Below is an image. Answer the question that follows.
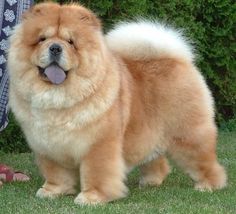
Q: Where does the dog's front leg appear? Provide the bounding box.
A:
[36,155,78,199]
[75,138,127,205]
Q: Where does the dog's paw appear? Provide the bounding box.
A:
[36,187,59,199]
[74,190,106,205]
[194,182,213,192]
[36,184,77,199]
[139,175,163,188]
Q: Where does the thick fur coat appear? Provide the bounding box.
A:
[8,3,226,204]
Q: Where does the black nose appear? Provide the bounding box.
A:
[49,44,62,56]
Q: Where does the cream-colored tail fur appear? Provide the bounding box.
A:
[105,21,194,62]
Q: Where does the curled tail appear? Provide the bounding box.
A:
[105,21,194,62]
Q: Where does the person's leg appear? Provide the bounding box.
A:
[0,0,34,184]
[0,1,34,129]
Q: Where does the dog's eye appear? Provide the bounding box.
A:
[38,37,46,43]
[68,39,74,45]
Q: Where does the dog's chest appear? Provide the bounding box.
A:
[25,109,95,167]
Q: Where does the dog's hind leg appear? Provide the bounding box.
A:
[139,155,170,187]
[168,125,227,191]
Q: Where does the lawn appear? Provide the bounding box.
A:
[0,131,235,214]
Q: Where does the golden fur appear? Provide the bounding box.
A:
[8,2,227,204]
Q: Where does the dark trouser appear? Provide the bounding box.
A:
[0,0,34,131]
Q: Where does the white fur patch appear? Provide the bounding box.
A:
[106,21,194,62]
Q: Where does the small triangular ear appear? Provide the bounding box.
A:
[21,5,43,20]
[21,6,34,20]
[77,8,101,29]
[21,1,58,20]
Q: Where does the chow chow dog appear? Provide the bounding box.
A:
[8,2,227,204]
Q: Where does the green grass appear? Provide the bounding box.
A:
[0,131,236,214]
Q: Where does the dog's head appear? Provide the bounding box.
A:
[20,2,101,84]
[8,3,110,108]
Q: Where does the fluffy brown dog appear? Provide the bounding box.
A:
[8,2,227,204]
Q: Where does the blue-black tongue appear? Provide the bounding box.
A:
[44,64,66,85]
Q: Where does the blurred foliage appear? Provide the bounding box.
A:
[1,0,235,152]
[0,112,30,153]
